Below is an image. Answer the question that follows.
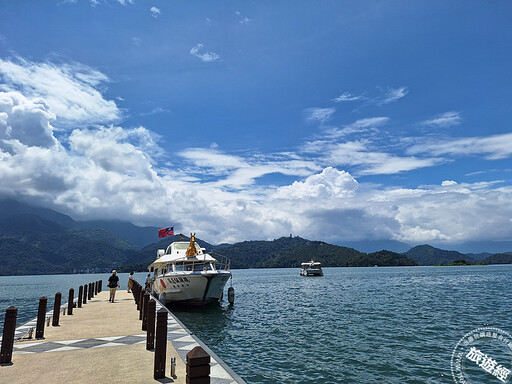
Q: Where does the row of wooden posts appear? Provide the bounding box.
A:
[0,280,102,365]
[1,278,214,383]
[131,280,211,383]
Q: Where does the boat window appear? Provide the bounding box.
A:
[174,243,189,250]
[154,268,158,276]
[175,265,185,272]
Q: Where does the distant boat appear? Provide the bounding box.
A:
[300,260,323,276]
[148,233,231,306]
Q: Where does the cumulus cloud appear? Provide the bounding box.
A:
[1,56,511,245]
[0,57,120,127]
[274,167,358,199]
[0,92,59,149]
[190,44,220,62]
[150,7,161,18]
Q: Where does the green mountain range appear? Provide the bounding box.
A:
[0,199,510,275]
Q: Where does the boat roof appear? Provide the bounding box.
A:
[149,241,216,267]
[301,261,322,266]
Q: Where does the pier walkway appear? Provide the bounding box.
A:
[0,289,244,384]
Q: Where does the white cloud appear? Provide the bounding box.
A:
[140,107,171,116]
[0,57,120,127]
[304,107,336,124]
[132,37,142,46]
[274,167,358,199]
[421,111,462,127]
[178,148,248,174]
[0,91,59,149]
[377,86,408,105]
[1,56,512,245]
[332,92,365,103]
[303,130,442,176]
[324,117,389,138]
[190,44,220,62]
[407,132,512,160]
[150,7,161,18]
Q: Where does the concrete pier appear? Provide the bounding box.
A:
[0,289,245,384]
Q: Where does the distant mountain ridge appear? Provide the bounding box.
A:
[78,220,160,248]
[0,200,138,275]
[119,236,418,272]
[0,199,511,275]
[404,245,469,266]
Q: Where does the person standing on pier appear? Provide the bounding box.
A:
[108,270,120,302]
[127,271,134,293]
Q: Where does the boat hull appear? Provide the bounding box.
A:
[151,271,231,306]
[300,269,323,276]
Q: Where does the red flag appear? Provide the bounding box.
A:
[158,226,174,238]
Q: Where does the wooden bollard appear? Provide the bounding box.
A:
[139,290,144,319]
[186,346,211,384]
[142,292,150,331]
[99,280,102,292]
[52,292,62,326]
[146,299,156,350]
[78,285,83,308]
[83,284,88,305]
[89,282,93,299]
[135,283,141,302]
[68,288,74,315]
[132,282,137,301]
[136,285,142,310]
[35,296,47,339]
[0,306,18,364]
[154,309,167,379]
[95,281,99,294]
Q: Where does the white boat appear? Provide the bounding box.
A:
[300,260,323,276]
[148,234,232,306]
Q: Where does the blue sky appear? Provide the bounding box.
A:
[1,1,512,246]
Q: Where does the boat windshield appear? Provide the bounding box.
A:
[175,263,214,272]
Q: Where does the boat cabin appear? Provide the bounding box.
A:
[149,241,219,278]
[300,260,323,276]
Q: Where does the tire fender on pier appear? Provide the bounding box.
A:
[227,287,235,305]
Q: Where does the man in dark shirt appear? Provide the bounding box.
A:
[108,270,120,302]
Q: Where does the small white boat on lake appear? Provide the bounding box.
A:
[149,234,231,306]
[300,260,323,276]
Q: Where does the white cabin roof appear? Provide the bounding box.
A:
[301,261,322,267]
[149,241,216,267]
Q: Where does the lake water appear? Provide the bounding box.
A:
[1,266,511,383]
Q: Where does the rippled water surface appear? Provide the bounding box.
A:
[172,266,512,383]
[1,266,511,383]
